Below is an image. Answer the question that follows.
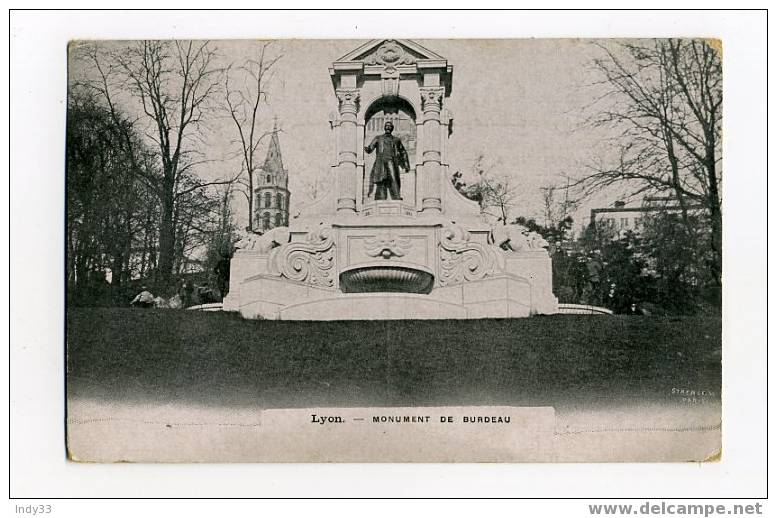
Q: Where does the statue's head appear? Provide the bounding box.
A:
[384,121,394,134]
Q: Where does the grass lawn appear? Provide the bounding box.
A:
[67,308,721,410]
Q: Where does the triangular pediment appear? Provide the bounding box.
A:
[336,39,446,65]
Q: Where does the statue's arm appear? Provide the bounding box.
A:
[364,136,377,154]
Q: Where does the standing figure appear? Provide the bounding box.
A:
[180,280,194,308]
[214,248,232,299]
[364,121,409,200]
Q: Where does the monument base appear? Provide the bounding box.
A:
[230,272,546,320]
[225,211,558,321]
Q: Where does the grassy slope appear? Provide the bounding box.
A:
[67,308,721,409]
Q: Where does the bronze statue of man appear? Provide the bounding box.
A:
[364,121,409,200]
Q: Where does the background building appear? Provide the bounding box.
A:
[254,125,290,232]
[589,196,705,236]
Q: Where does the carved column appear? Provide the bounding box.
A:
[419,87,445,213]
[335,89,360,213]
[328,110,341,168]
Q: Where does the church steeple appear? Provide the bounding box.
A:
[254,118,290,232]
[262,119,284,174]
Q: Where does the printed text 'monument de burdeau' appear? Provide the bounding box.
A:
[310,414,512,425]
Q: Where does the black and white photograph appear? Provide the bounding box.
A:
[63,36,723,462]
[8,9,768,504]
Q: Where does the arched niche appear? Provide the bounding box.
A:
[362,96,417,202]
[363,96,417,159]
[362,96,418,201]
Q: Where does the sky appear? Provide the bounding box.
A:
[71,39,623,231]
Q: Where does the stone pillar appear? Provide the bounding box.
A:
[328,111,341,168]
[335,89,360,213]
[419,87,445,213]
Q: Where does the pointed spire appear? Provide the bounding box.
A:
[263,119,284,174]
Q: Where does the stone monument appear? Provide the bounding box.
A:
[223,39,558,320]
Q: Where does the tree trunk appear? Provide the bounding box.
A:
[247,171,254,231]
[157,176,176,292]
[111,253,124,288]
[707,161,723,288]
[705,128,722,288]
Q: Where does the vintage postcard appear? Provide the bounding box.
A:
[65,38,722,462]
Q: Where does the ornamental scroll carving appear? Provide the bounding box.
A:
[364,40,416,72]
[268,224,336,289]
[364,232,412,259]
[335,89,360,115]
[438,223,499,287]
[419,87,444,113]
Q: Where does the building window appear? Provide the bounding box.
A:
[266,175,272,184]
[264,192,271,209]
[263,212,270,230]
[275,213,282,227]
[276,193,283,209]
[620,218,629,229]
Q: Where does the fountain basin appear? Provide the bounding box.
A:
[339,262,434,294]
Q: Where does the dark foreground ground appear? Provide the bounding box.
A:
[66,308,721,410]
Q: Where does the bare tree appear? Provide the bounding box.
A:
[540,178,578,230]
[469,155,521,224]
[223,42,282,231]
[77,41,236,290]
[578,39,722,285]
